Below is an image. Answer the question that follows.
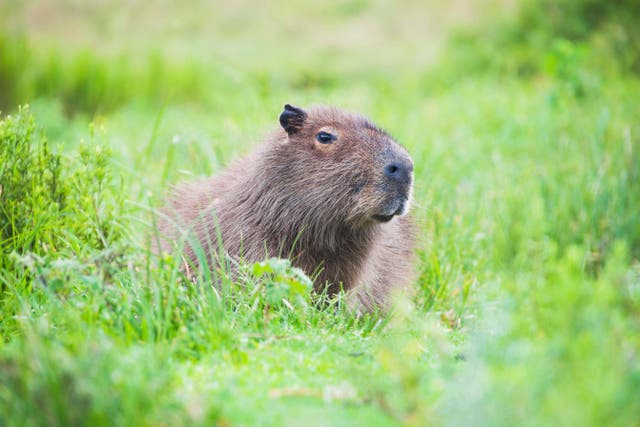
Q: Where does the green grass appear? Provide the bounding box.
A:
[1,0,639,426]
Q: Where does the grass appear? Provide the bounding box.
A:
[1,0,639,426]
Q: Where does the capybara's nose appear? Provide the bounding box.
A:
[383,161,413,185]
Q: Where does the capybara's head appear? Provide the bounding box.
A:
[275,104,414,227]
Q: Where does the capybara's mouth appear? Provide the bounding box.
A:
[372,213,395,223]
[372,199,407,223]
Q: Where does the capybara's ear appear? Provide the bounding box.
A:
[279,104,307,135]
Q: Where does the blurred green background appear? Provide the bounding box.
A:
[1,1,639,426]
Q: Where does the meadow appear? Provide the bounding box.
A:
[1,1,639,425]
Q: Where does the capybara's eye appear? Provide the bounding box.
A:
[316,131,337,144]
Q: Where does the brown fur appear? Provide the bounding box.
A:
[157,105,416,310]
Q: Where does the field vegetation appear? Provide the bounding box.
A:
[1,0,639,425]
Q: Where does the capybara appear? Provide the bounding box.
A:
[157,104,416,310]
